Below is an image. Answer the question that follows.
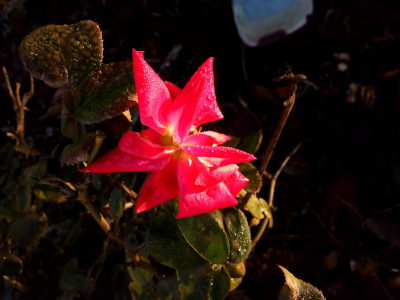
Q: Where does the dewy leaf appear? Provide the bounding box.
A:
[128,257,155,300]
[60,132,97,166]
[74,61,138,124]
[176,210,230,264]
[222,207,251,263]
[8,212,48,249]
[238,162,262,193]
[177,264,230,300]
[278,265,326,300]
[19,20,103,88]
[145,210,207,271]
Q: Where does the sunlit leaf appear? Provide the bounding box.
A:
[177,264,230,300]
[176,210,229,264]
[19,20,103,87]
[239,190,273,227]
[8,211,48,249]
[74,62,138,124]
[225,262,246,278]
[222,207,251,263]
[145,210,207,271]
[33,186,68,204]
[278,265,326,300]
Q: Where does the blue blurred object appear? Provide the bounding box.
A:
[232,0,313,47]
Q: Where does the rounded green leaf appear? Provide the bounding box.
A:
[145,210,207,271]
[176,210,230,264]
[8,212,48,249]
[74,61,138,124]
[222,207,251,263]
[0,252,23,276]
[19,20,103,88]
[177,264,231,300]
[60,132,97,166]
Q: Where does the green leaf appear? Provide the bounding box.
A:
[74,61,138,124]
[177,264,230,300]
[239,190,273,227]
[176,210,229,264]
[59,259,93,293]
[60,132,97,166]
[19,160,47,187]
[110,186,124,217]
[278,265,326,300]
[0,251,23,276]
[146,210,207,271]
[33,186,68,204]
[19,20,103,87]
[225,262,246,278]
[16,186,31,213]
[156,275,181,300]
[238,162,262,193]
[222,208,251,263]
[8,211,48,249]
[61,90,80,141]
[128,257,155,300]
[237,129,263,155]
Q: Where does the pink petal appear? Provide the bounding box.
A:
[175,182,238,219]
[132,49,172,135]
[118,130,176,160]
[182,131,231,146]
[167,58,223,144]
[165,81,182,101]
[136,160,179,214]
[79,147,171,173]
[177,155,237,193]
[175,168,249,218]
[180,145,256,165]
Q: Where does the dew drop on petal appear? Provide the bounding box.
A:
[104,160,111,166]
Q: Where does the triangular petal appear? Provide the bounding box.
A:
[182,131,231,146]
[165,81,182,101]
[79,147,171,173]
[136,160,179,214]
[118,130,176,160]
[180,145,256,165]
[222,169,249,197]
[132,49,172,135]
[167,58,223,144]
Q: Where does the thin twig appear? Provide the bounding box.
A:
[76,182,163,279]
[251,140,305,248]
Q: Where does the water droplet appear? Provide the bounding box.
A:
[104,160,111,166]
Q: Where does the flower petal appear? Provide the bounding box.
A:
[165,81,182,101]
[132,49,172,135]
[118,130,176,159]
[180,145,256,166]
[79,147,171,173]
[167,58,223,144]
[136,160,179,214]
[182,131,231,146]
[175,182,238,219]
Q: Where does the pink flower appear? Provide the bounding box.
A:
[80,49,256,218]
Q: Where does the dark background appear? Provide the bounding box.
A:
[1,0,400,299]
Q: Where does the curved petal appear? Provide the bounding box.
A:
[182,131,231,146]
[79,147,171,173]
[175,168,248,218]
[177,155,237,193]
[132,49,172,135]
[167,58,223,144]
[136,160,179,214]
[180,145,256,165]
[165,81,182,101]
[118,130,176,159]
[175,182,238,219]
